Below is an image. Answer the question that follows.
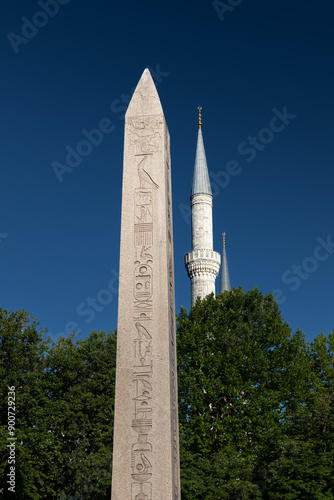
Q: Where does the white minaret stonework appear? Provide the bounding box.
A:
[185,108,220,306]
[112,69,180,499]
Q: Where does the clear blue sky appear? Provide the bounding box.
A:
[1,0,333,343]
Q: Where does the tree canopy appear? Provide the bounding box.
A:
[1,289,333,498]
[0,309,116,499]
[177,288,334,499]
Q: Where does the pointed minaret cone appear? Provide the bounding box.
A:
[185,108,221,305]
[112,69,181,499]
[219,232,231,292]
[191,107,212,197]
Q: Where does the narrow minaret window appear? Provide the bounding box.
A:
[185,108,221,306]
[219,232,231,292]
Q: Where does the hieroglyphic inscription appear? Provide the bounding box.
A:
[128,115,162,155]
[131,120,160,499]
[137,156,159,189]
[133,186,154,322]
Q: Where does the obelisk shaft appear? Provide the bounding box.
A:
[111,69,180,499]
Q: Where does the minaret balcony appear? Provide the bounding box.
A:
[184,249,221,278]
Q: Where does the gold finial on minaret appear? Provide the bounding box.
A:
[198,106,202,129]
[222,232,226,247]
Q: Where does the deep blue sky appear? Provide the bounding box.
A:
[1,0,333,344]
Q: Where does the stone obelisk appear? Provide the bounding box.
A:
[111,69,180,499]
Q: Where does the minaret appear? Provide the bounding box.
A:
[185,107,221,306]
[219,232,231,292]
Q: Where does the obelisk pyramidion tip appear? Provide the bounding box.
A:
[126,68,163,118]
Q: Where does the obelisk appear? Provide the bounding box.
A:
[111,69,181,499]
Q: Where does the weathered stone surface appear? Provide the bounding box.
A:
[111,69,180,499]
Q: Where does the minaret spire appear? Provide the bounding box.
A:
[185,108,221,305]
[191,108,212,197]
[219,232,231,292]
[198,106,202,128]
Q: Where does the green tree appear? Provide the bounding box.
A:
[0,309,51,499]
[2,296,333,499]
[176,288,334,499]
[0,308,116,499]
[45,330,116,499]
[265,332,334,499]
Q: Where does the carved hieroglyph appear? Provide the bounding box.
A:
[111,69,181,499]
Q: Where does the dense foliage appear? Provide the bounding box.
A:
[0,309,116,499]
[177,288,334,499]
[1,289,333,498]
